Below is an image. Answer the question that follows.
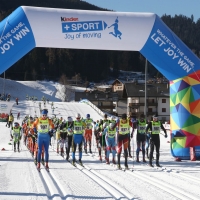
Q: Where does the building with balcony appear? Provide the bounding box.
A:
[74,89,118,115]
[111,79,170,121]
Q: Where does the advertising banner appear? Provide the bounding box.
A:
[0,102,14,122]
[1,6,200,159]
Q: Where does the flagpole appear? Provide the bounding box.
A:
[144,59,148,120]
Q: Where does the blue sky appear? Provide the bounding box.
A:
[83,0,200,22]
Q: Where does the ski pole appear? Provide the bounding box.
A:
[102,132,104,159]
[132,132,134,168]
[19,138,22,151]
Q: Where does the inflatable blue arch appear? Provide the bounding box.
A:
[1,6,200,159]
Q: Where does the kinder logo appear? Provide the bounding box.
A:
[61,17,79,22]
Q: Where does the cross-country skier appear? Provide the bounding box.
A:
[103,122,117,164]
[66,116,74,160]
[135,114,147,163]
[116,113,135,169]
[71,113,86,166]
[32,109,54,170]
[145,115,167,167]
[99,114,111,160]
[10,122,22,152]
[59,125,68,157]
[94,120,105,161]
[83,114,93,154]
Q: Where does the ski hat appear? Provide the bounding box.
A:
[76,113,81,119]
[153,115,158,120]
[121,113,127,119]
[109,122,115,129]
[140,114,145,118]
[42,109,48,115]
[14,122,19,127]
[68,116,73,122]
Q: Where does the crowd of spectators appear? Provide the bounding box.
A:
[0,93,11,101]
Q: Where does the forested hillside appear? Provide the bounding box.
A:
[0,0,200,82]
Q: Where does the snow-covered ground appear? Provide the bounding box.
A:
[0,79,200,200]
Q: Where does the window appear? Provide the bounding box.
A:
[148,99,155,103]
[162,108,166,112]
[162,99,166,103]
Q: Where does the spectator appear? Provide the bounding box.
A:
[16,97,19,105]
[8,113,14,128]
[17,112,20,120]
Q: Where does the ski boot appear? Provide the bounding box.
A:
[106,158,110,164]
[99,155,102,161]
[155,154,161,167]
[72,160,76,166]
[112,158,116,164]
[149,162,154,167]
[60,148,64,157]
[37,162,40,171]
[45,162,49,169]
[156,161,161,167]
[79,159,83,166]
[117,164,122,170]
[125,164,129,170]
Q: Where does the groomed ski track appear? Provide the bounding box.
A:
[2,100,199,200]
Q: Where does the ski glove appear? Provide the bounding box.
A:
[49,129,54,137]
[131,118,135,123]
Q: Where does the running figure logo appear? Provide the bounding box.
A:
[108,17,122,39]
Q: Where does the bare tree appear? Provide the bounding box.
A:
[58,74,75,102]
[59,74,68,85]
[72,73,82,85]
